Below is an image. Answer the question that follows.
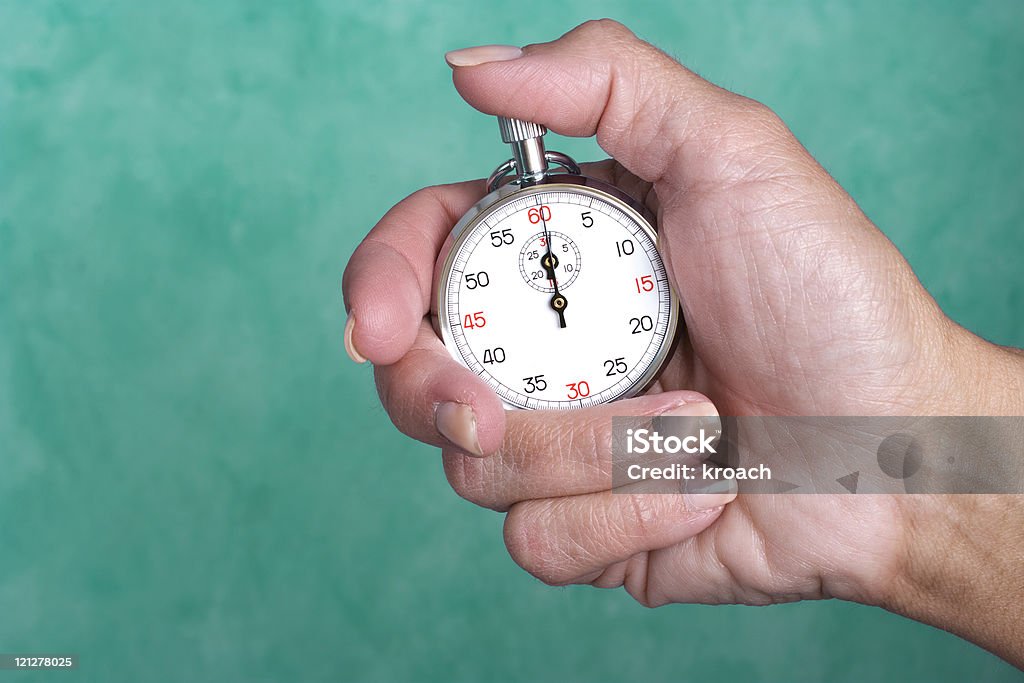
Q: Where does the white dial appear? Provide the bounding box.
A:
[439,183,678,410]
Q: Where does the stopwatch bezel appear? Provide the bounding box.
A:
[432,173,680,411]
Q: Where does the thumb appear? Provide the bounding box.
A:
[445,19,803,190]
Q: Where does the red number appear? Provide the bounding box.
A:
[539,237,547,247]
[635,275,654,293]
[566,381,591,400]
[462,311,486,329]
[527,205,552,224]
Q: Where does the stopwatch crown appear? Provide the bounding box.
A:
[498,117,547,144]
[487,117,580,192]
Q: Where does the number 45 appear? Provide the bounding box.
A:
[462,311,486,329]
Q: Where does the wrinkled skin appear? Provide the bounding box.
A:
[343,19,1024,665]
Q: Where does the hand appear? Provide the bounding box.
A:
[343,20,1024,666]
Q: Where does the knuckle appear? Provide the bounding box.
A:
[414,184,464,225]
[508,411,613,480]
[577,18,636,42]
[620,493,657,539]
[737,98,789,139]
[620,552,661,608]
[625,580,661,609]
[406,184,444,205]
[442,451,501,510]
[392,184,462,235]
[687,96,801,188]
[722,97,790,146]
[375,349,430,425]
[569,423,613,481]
[503,504,570,585]
[566,414,615,481]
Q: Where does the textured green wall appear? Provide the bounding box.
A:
[1,1,1022,682]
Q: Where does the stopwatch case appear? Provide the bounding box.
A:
[431,172,681,409]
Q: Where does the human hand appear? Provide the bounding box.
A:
[343,20,1024,665]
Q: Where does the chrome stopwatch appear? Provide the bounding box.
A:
[434,117,679,410]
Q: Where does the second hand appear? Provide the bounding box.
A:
[540,212,568,328]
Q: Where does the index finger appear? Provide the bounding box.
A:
[342,181,484,365]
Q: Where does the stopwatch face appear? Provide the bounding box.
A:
[438,181,678,410]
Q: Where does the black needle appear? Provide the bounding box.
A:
[539,213,567,328]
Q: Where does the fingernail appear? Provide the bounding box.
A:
[682,477,738,511]
[344,314,367,364]
[677,400,732,509]
[652,401,722,455]
[445,44,523,67]
[435,402,484,457]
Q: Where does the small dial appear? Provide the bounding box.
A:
[518,231,581,292]
[439,184,678,410]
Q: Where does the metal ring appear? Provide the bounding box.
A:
[486,151,583,193]
[487,159,517,193]
[545,151,581,175]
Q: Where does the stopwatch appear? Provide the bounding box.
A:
[433,117,680,410]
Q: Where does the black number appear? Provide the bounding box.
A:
[630,316,654,334]
[561,243,569,253]
[604,357,628,376]
[490,228,514,247]
[527,249,539,260]
[581,211,594,228]
[483,347,506,364]
[565,263,574,272]
[464,271,490,289]
[616,239,635,257]
[532,270,545,280]
[523,374,548,394]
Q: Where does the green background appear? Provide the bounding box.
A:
[2,0,1022,681]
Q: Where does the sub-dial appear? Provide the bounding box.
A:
[518,231,581,292]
